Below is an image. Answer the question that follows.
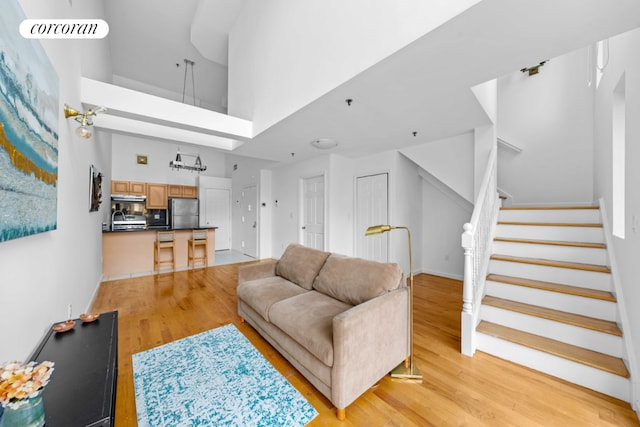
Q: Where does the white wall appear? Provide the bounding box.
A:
[0,0,111,362]
[400,132,475,203]
[270,155,330,258]
[111,134,227,184]
[421,176,472,280]
[228,0,479,133]
[327,154,355,256]
[497,47,594,205]
[593,28,640,408]
[225,154,277,254]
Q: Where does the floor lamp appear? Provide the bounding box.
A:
[365,225,422,380]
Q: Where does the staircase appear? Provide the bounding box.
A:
[475,205,631,402]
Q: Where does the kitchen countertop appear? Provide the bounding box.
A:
[102,226,217,233]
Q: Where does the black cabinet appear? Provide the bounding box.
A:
[28,311,118,426]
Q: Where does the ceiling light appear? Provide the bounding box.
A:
[310,138,338,150]
[64,104,106,139]
[520,60,548,76]
[182,59,196,105]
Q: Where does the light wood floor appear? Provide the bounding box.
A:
[91,263,640,426]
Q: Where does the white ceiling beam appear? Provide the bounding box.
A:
[93,114,244,151]
[80,77,253,143]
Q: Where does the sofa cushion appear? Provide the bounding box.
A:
[275,243,331,290]
[269,291,353,367]
[237,276,308,322]
[312,254,404,305]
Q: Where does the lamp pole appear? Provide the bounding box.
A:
[365,225,422,380]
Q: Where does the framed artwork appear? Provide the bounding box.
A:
[0,0,59,242]
[89,165,102,212]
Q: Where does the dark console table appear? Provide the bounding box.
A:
[28,311,118,427]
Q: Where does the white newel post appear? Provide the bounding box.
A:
[461,222,475,356]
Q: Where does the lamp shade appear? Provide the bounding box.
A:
[365,225,393,236]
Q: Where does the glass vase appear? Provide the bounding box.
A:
[0,394,45,427]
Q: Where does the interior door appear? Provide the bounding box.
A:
[203,188,231,250]
[356,173,388,262]
[241,185,258,258]
[302,175,325,250]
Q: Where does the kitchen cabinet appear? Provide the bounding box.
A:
[111,180,146,196]
[147,183,168,209]
[168,185,197,198]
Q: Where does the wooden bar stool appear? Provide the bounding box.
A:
[154,231,176,272]
[188,229,208,269]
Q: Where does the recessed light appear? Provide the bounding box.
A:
[311,138,338,150]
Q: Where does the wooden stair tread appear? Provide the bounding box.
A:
[477,321,629,378]
[494,237,605,249]
[482,295,622,336]
[486,274,616,302]
[497,221,603,228]
[500,206,599,210]
[490,254,611,273]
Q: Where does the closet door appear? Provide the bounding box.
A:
[356,173,388,262]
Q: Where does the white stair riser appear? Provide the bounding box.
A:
[485,280,617,321]
[493,241,607,265]
[476,334,630,402]
[499,209,601,223]
[488,260,611,291]
[495,224,604,243]
[480,305,623,357]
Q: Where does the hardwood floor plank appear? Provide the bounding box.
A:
[491,254,612,273]
[482,295,623,336]
[90,267,639,426]
[486,273,616,301]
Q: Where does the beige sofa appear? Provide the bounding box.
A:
[237,243,409,420]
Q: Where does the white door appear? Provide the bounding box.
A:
[302,175,324,250]
[356,173,388,262]
[203,188,231,250]
[241,185,258,258]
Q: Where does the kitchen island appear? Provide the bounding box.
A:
[102,228,216,281]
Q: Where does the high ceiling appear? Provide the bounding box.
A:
[104,0,242,112]
[103,0,640,164]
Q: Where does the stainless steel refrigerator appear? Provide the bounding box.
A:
[169,198,199,229]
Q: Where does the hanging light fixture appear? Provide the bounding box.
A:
[181,58,196,106]
[64,104,107,139]
[169,149,206,172]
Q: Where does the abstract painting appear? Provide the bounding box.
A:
[0,0,59,242]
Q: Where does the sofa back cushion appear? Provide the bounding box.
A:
[312,254,404,305]
[276,243,331,290]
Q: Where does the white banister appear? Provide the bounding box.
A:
[461,144,501,356]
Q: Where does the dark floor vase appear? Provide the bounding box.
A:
[0,394,45,427]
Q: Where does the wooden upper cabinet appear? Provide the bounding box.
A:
[111,180,129,194]
[168,185,197,198]
[146,183,168,209]
[129,182,146,196]
[182,185,197,198]
[111,180,146,196]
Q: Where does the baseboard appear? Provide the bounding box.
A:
[418,269,463,282]
[85,273,104,314]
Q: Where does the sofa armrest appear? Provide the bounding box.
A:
[237,260,277,284]
[331,287,409,410]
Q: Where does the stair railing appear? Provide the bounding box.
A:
[461,144,500,356]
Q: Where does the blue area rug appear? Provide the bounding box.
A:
[132,324,318,426]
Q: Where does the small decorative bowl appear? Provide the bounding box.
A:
[53,319,75,333]
[80,313,100,323]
